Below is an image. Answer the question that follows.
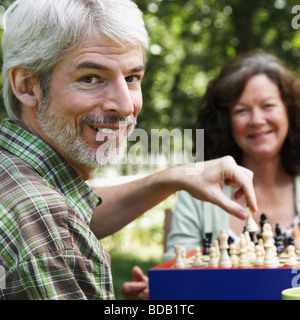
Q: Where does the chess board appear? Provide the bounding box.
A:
[148,249,300,300]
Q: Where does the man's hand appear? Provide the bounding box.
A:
[177,156,258,220]
[121,266,149,300]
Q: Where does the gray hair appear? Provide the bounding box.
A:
[2,0,149,120]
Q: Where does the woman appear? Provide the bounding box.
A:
[164,49,300,260]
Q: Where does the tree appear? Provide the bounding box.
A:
[1,0,300,135]
[136,0,300,135]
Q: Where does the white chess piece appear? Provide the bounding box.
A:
[218,230,232,268]
[262,223,278,267]
[213,240,220,261]
[286,245,298,267]
[248,241,257,265]
[181,246,188,267]
[209,246,219,268]
[230,244,239,267]
[258,238,266,256]
[239,234,249,267]
[246,208,258,233]
[174,245,185,268]
[272,245,280,267]
[193,246,203,267]
[254,245,264,266]
[244,231,253,263]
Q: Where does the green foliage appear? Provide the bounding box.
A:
[135,0,300,135]
[1,0,300,128]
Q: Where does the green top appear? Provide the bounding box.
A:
[164,176,300,261]
[0,119,114,300]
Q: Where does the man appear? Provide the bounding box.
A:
[0,0,257,300]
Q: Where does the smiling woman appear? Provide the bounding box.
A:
[198,49,300,176]
[231,74,289,162]
[164,49,300,261]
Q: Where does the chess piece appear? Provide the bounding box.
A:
[202,232,213,255]
[246,208,258,233]
[239,234,249,267]
[229,244,239,267]
[258,238,265,256]
[284,235,295,248]
[244,231,251,258]
[213,240,220,260]
[208,246,219,268]
[174,245,185,268]
[274,224,285,255]
[286,245,298,267]
[254,244,264,266]
[193,246,203,267]
[181,246,188,267]
[248,241,256,265]
[272,244,280,267]
[262,223,278,267]
[257,213,268,240]
[218,230,232,268]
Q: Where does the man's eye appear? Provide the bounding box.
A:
[126,75,140,83]
[82,76,98,84]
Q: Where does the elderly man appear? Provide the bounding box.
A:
[0,0,257,300]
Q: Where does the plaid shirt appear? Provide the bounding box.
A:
[0,119,114,300]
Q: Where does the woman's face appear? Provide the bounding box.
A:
[230,74,289,162]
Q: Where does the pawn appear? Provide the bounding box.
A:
[230,244,239,267]
[246,208,258,233]
[286,245,298,267]
[248,241,257,265]
[208,246,219,268]
[272,245,280,267]
[254,245,264,266]
[181,246,188,267]
[193,246,203,267]
[258,238,265,256]
[213,240,220,260]
[263,224,278,267]
[239,234,249,267]
[174,245,185,268]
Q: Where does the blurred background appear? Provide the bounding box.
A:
[1,0,300,298]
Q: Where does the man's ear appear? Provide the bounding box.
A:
[9,68,42,108]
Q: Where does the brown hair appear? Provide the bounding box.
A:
[197,49,300,176]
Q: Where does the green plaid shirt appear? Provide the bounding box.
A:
[0,119,114,300]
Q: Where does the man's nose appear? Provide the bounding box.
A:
[101,78,134,117]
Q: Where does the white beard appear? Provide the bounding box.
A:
[36,100,136,168]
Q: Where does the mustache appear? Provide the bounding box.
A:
[79,115,137,127]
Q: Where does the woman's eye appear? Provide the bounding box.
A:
[234,108,246,115]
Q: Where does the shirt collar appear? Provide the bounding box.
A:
[0,119,101,213]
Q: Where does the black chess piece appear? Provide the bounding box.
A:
[274,223,285,254]
[202,232,212,255]
[257,213,268,240]
[283,234,295,248]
